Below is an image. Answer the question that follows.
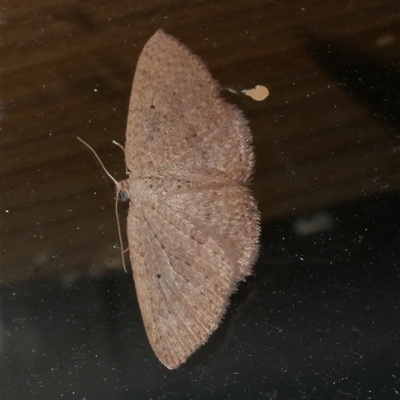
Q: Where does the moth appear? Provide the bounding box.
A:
[78,29,260,369]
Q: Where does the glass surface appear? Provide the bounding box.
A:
[2,0,399,399]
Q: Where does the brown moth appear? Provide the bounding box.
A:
[79,29,260,369]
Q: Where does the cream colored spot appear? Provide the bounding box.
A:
[242,85,269,101]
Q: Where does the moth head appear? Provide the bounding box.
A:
[116,181,130,202]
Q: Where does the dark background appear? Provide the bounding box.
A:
[2,0,399,399]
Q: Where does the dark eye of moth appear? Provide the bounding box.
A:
[119,190,129,202]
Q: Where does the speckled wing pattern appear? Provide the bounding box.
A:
[121,29,260,369]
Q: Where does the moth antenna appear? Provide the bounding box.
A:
[77,136,118,186]
[112,140,129,175]
[115,192,128,273]
[77,136,128,273]
[112,140,125,152]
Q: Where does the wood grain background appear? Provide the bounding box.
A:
[2,0,399,286]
